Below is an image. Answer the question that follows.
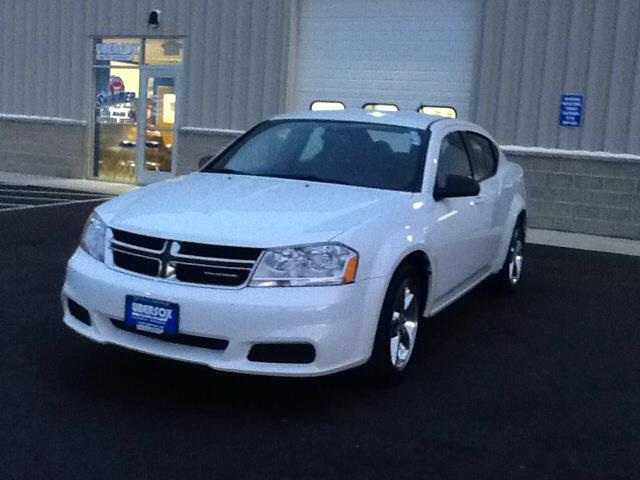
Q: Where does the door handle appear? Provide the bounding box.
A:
[471,194,487,206]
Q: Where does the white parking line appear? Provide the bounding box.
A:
[0,198,107,213]
[0,187,111,197]
[0,194,80,203]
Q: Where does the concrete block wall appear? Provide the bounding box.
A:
[0,118,88,179]
[507,149,640,240]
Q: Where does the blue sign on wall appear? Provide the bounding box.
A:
[560,95,583,127]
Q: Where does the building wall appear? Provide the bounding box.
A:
[475,0,640,155]
[0,0,292,177]
[475,0,640,239]
[0,118,87,178]
[0,0,292,129]
[506,149,640,240]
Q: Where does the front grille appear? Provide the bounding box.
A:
[110,228,262,287]
[112,229,165,250]
[112,250,161,277]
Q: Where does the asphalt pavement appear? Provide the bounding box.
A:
[0,201,638,480]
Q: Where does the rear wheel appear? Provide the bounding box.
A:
[366,264,424,383]
[494,221,525,293]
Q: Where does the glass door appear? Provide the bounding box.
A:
[93,39,141,182]
[136,67,179,184]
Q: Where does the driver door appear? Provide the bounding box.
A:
[428,130,489,302]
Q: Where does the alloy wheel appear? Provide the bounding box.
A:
[389,282,419,370]
[508,229,524,285]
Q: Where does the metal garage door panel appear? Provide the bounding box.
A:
[295,0,482,119]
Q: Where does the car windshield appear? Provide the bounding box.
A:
[202,120,429,192]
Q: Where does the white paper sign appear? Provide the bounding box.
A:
[96,43,140,62]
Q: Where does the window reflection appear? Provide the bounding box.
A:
[94,65,140,181]
[144,77,176,172]
[94,123,138,181]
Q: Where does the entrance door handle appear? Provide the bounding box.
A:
[471,194,487,206]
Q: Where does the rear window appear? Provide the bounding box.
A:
[204,120,429,192]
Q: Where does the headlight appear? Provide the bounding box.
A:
[80,211,107,262]
[250,243,358,287]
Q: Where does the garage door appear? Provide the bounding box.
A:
[294,0,482,119]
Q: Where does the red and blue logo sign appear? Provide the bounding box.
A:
[96,76,136,107]
[109,76,125,93]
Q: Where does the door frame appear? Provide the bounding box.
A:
[89,36,185,185]
[136,65,182,185]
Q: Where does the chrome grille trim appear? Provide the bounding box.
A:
[108,228,262,288]
[168,260,254,271]
[171,251,256,266]
[111,238,166,254]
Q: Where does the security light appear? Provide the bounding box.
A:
[148,10,160,28]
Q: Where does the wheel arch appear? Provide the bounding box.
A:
[517,209,527,236]
[492,203,527,272]
[394,250,432,316]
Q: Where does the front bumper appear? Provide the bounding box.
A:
[62,249,388,377]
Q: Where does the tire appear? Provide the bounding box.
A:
[365,263,424,384]
[493,220,525,293]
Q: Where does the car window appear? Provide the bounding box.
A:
[435,132,472,189]
[299,127,325,162]
[221,123,293,171]
[204,120,429,192]
[368,129,421,153]
[463,132,498,181]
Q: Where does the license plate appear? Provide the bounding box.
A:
[125,296,179,335]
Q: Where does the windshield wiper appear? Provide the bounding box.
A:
[203,170,354,187]
[205,168,249,175]
[268,174,355,186]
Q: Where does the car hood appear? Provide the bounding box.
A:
[97,173,412,248]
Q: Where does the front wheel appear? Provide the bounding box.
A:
[494,221,525,293]
[365,264,424,383]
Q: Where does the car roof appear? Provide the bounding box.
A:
[270,109,443,130]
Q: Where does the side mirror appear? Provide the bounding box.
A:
[434,174,480,200]
[198,155,213,169]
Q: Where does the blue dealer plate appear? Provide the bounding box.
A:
[125,296,179,335]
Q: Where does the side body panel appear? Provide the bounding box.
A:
[335,119,526,322]
[423,120,507,310]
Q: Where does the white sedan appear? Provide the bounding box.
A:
[62,110,526,380]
